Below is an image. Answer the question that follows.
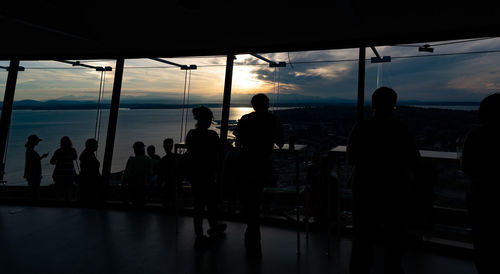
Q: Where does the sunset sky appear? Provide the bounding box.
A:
[2,37,500,104]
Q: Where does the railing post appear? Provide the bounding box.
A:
[0,59,20,182]
[357,47,366,122]
[220,54,235,144]
[101,58,125,189]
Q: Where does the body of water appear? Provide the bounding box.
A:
[3,107,255,186]
[410,105,479,111]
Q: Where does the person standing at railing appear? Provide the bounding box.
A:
[233,93,284,258]
[122,141,152,206]
[186,106,227,248]
[347,87,420,274]
[461,93,500,274]
[159,138,176,210]
[78,138,101,204]
[50,136,78,201]
[146,145,161,200]
[24,134,49,200]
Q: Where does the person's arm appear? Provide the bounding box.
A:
[121,157,132,185]
[71,148,78,160]
[24,151,30,179]
[233,116,245,148]
[50,150,58,165]
[79,152,89,174]
[185,130,193,151]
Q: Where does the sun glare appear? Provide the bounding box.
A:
[232,65,266,92]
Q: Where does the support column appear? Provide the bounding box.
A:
[220,54,235,143]
[0,60,20,182]
[101,58,124,186]
[356,47,366,122]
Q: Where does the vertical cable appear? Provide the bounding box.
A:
[180,69,188,143]
[95,70,104,140]
[97,71,106,145]
[183,69,192,140]
[273,67,277,112]
[276,67,281,114]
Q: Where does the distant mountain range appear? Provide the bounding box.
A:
[0,94,480,110]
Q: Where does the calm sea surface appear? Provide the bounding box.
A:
[410,105,479,111]
[3,107,254,186]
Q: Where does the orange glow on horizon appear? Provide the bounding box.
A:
[232,65,270,93]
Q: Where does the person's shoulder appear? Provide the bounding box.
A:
[242,112,255,118]
[162,153,175,161]
[26,148,38,158]
[239,112,254,122]
[127,156,136,162]
[186,128,196,136]
[79,149,90,159]
[465,125,486,141]
[208,129,219,137]
[185,128,198,141]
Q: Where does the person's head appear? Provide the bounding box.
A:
[372,87,397,117]
[133,141,146,156]
[478,93,500,126]
[163,138,174,154]
[60,136,73,149]
[192,106,213,129]
[85,138,98,152]
[25,134,42,148]
[147,145,156,157]
[251,93,270,112]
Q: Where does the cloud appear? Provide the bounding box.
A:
[5,39,500,103]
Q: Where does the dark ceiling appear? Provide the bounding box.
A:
[1,1,500,60]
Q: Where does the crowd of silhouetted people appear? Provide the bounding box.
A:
[22,91,500,271]
[24,134,102,203]
[23,93,283,257]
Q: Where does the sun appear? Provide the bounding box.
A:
[232,65,266,92]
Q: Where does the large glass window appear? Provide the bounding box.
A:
[112,57,227,174]
[3,60,113,186]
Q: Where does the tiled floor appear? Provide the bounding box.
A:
[0,206,477,274]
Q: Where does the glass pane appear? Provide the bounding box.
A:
[227,50,360,222]
[112,57,227,174]
[4,60,113,186]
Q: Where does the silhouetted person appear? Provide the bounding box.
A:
[146,145,161,200]
[24,135,48,200]
[159,138,176,209]
[347,87,419,274]
[233,93,284,256]
[78,138,101,204]
[122,141,152,206]
[186,106,227,247]
[50,136,78,201]
[461,93,500,274]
